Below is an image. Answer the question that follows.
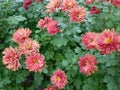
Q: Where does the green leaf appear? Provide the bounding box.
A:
[6,15,26,25]
[51,37,68,47]
[34,73,43,88]
[45,50,54,60]
[103,75,119,90]
[62,60,68,67]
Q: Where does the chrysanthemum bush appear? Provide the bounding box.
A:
[0,0,120,90]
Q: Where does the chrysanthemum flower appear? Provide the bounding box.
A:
[96,29,120,55]
[13,28,32,44]
[82,32,99,50]
[25,53,46,72]
[23,0,33,10]
[2,47,21,71]
[69,6,87,23]
[47,20,62,35]
[45,0,62,13]
[38,17,53,29]
[50,69,68,89]
[86,0,94,5]
[90,6,101,14]
[112,0,120,6]
[61,0,78,12]
[45,86,56,90]
[19,38,40,56]
[78,54,98,76]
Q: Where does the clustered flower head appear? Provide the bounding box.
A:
[3,28,46,72]
[82,29,120,55]
[2,47,21,71]
[90,6,101,14]
[69,6,87,23]
[19,38,40,56]
[45,0,87,23]
[45,0,62,13]
[23,0,43,10]
[50,69,68,89]
[38,17,62,35]
[61,0,78,12]
[13,28,32,44]
[82,32,99,50]
[23,0,33,10]
[105,0,120,6]
[78,54,98,76]
[97,29,120,55]
[44,86,56,90]
[25,53,46,72]
[112,0,120,6]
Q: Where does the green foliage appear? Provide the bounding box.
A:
[0,0,120,90]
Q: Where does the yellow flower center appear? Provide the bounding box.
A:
[34,59,39,64]
[56,76,61,82]
[85,61,89,66]
[27,44,32,50]
[68,2,73,7]
[105,38,112,44]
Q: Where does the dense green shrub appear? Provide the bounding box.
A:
[0,0,120,90]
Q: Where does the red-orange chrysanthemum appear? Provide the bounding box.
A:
[50,69,68,89]
[96,29,120,55]
[2,47,21,71]
[61,0,78,12]
[82,32,99,50]
[23,0,33,10]
[13,28,32,44]
[78,54,98,76]
[112,0,120,6]
[45,86,56,90]
[45,0,62,13]
[69,6,87,23]
[38,17,53,29]
[25,53,46,72]
[90,6,101,14]
[19,38,40,56]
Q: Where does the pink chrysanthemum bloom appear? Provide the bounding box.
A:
[90,6,101,14]
[69,6,87,23]
[45,86,56,90]
[25,53,46,72]
[38,17,53,29]
[47,20,62,35]
[23,0,33,10]
[78,54,98,76]
[45,0,62,13]
[82,32,99,50]
[19,38,40,56]
[112,0,120,6]
[13,28,32,44]
[86,0,94,5]
[96,29,120,55]
[61,0,78,12]
[50,69,68,89]
[2,47,21,71]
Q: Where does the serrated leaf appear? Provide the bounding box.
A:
[34,73,43,88]
[103,75,119,90]
[6,15,26,25]
[51,37,68,47]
